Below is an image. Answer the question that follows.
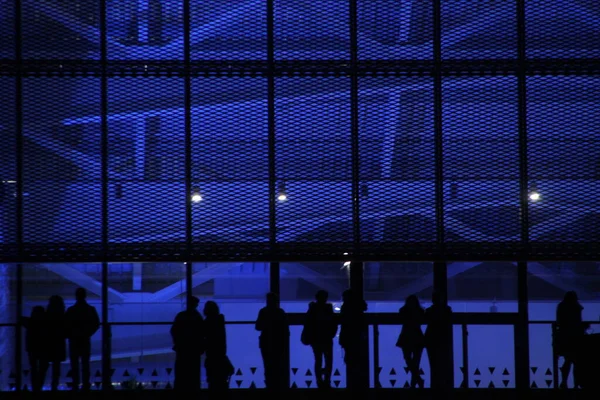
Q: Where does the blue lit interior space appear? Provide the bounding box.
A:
[1,0,600,395]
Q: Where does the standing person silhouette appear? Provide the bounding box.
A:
[339,289,368,390]
[65,288,100,391]
[424,291,453,390]
[170,295,204,391]
[303,290,338,389]
[396,295,425,388]
[555,291,589,388]
[22,306,47,392]
[44,295,67,391]
[256,292,289,390]
[204,301,232,393]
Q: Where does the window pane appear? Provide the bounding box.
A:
[22,263,103,390]
[528,261,600,321]
[227,323,264,389]
[280,262,348,312]
[191,262,270,321]
[365,262,433,307]
[447,261,518,313]
[0,264,17,324]
[0,326,15,391]
[466,325,514,388]
[111,324,174,390]
[107,262,186,323]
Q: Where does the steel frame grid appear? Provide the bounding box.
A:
[2,1,600,263]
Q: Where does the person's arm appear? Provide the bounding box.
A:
[255,308,265,332]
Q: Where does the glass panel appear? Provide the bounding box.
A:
[191,262,270,321]
[22,78,102,251]
[0,326,15,391]
[528,323,555,389]
[227,323,264,389]
[528,262,600,320]
[447,262,518,313]
[111,324,174,390]
[0,264,17,324]
[0,77,16,258]
[279,262,348,311]
[466,325,514,388]
[22,262,103,390]
[107,262,186,323]
[364,262,433,308]
[289,325,345,388]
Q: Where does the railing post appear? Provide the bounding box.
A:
[552,322,559,389]
[462,323,469,388]
[373,323,380,389]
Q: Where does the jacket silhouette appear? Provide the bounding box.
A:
[396,295,425,388]
[256,293,289,390]
[65,288,100,391]
[45,295,67,391]
[204,301,232,392]
[23,306,47,392]
[170,296,204,391]
[555,291,589,388]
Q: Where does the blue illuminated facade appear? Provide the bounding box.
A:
[1,0,600,393]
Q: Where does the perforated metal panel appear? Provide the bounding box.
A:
[4,0,600,262]
[21,77,102,259]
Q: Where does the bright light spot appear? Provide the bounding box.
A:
[529,192,541,201]
[343,261,351,268]
[191,193,203,203]
[343,252,349,256]
[334,306,341,312]
[277,193,287,202]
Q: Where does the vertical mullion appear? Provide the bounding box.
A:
[432,0,445,255]
[14,0,23,392]
[267,0,277,260]
[350,0,360,258]
[99,0,111,390]
[183,0,193,300]
[516,0,530,390]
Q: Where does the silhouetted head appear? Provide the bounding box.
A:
[47,295,65,315]
[266,292,278,308]
[315,290,329,304]
[204,300,220,317]
[75,288,87,302]
[405,295,422,310]
[564,291,578,304]
[31,305,45,320]
[187,295,200,311]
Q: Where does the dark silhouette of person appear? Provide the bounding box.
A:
[203,300,232,393]
[255,292,289,390]
[22,306,47,391]
[303,290,338,389]
[170,295,204,391]
[396,295,425,388]
[339,289,368,390]
[555,291,589,388]
[65,288,100,391]
[424,291,453,390]
[44,295,67,391]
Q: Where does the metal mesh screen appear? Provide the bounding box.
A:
[442,77,521,257]
[21,77,102,259]
[275,77,353,256]
[358,77,436,258]
[191,77,270,256]
[527,76,600,255]
[0,77,16,260]
[4,1,600,261]
[107,77,185,259]
[441,0,517,59]
[274,1,349,61]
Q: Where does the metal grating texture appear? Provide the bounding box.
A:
[525,0,600,59]
[358,77,437,258]
[21,0,101,60]
[21,77,103,261]
[190,77,270,258]
[107,77,186,260]
[0,0,14,60]
[0,78,17,260]
[275,77,353,257]
[358,0,433,60]
[442,77,521,258]
[274,0,349,61]
[190,0,266,61]
[441,0,517,60]
[527,76,600,258]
